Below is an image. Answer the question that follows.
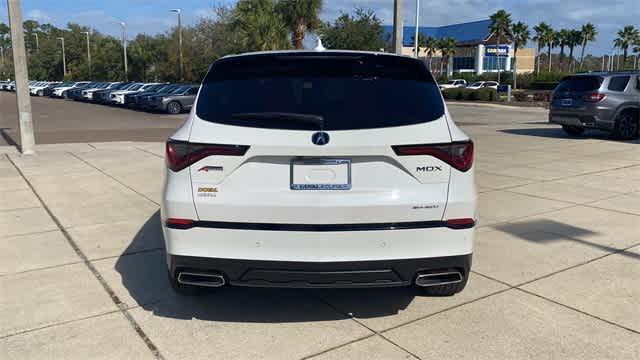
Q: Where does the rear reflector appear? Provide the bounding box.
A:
[392,141,474,172]
[166,218,195,229]
[445,218,476,229]
[166,139,249,172]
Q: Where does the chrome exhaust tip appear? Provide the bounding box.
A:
[415,271,463,287]
[177,272,226,287]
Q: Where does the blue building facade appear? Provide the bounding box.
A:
[383,19,523,75]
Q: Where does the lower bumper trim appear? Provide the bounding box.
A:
[169,254,472,288]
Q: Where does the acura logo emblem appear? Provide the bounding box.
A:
[311,132,330,146]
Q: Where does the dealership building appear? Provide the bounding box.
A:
[384,19,536,75]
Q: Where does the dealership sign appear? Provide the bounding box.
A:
[485,45,509,57]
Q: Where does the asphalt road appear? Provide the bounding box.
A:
[0,91,549,146]
[0,92,186,146]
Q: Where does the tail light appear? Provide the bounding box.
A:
[583,92,606,102]
[166,139,249,172]
[392,141,474,172]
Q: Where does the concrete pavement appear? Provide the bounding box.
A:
[1,106,639,359]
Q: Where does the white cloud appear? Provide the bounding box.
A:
[26,9,51,23]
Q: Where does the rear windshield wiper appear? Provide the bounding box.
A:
[231,112,324,129]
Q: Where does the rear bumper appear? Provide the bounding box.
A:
[168,253,472,288]
[163,225,474,263]
[549,107,616,130]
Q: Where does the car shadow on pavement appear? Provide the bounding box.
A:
[494,220,640,261]
[115,211,416,323]
[499,127,615,140]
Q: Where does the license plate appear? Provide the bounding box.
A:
[290,159,351,190]
[560,98,574,106]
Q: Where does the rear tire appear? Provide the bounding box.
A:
[417,271,469,296]
[613,111,639,140]
[166,101,182,115]
[562,125,585,136]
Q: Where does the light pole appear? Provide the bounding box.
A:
[32,33,38,50]
[393,0,403,55]
[413,0,420,58]
[7,0,35,154]
[119,21,128,81]
[57,37,66,76]
[170,9,184,81]
[81,31,91,78]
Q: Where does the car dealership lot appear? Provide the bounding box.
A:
[1,99,639,359]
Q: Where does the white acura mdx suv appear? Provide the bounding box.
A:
[162,50,476,296]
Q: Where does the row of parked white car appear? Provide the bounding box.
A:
[438,79,500,90]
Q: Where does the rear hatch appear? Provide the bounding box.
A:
[552,75,604,111]
[181,53,463,224]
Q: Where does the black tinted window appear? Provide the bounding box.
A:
[196,53,444,131]
[637,77,640,90]
[608,76,630,92]
[556,76,603,92]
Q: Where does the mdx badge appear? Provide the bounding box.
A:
[311,132,330,146]
[417,166,443,172]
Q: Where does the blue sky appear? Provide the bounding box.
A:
[1,0,638,55]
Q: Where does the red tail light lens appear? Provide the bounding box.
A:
[392,141,474,172]
[166,140,249,172]
[166,218,195,229]
[446,218,476,229]
[583,92,606,102]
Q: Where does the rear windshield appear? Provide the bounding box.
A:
[556,76,603,92]
[196,53,444,131]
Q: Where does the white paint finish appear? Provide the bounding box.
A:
[165,227,473,262]
[162,52,475,275]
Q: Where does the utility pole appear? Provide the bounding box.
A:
[170,9,184,81]
[413,0,419,58]
[7,0,35,154]
[120,22,128,81]
[57,37,66,76]
[81,31,91,78]
[32,33,38,50]
[393,0,403,55]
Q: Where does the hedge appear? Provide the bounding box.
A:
[442,88,497,101]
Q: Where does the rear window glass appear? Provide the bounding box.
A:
[608,76,630,92]
[196,53,444,131]
[556,76,602,92]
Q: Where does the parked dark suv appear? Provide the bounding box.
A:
[549,72,640,140]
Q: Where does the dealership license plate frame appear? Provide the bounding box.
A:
[290,159,352,190]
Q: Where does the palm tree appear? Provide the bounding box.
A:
[425,36,439,71]
[411,33,428,58]
[557,29,571,71]
[276,0,323,49]
[488,10,513,83]
[634,40,640,70]
[232,0,291,51]
[579,23,597,70]
[439,37,457,75]
[511,22,529,89]
[613,25,640,69]
[533,22,552,75]
[567,30,582,72]
[539,25,555,72]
